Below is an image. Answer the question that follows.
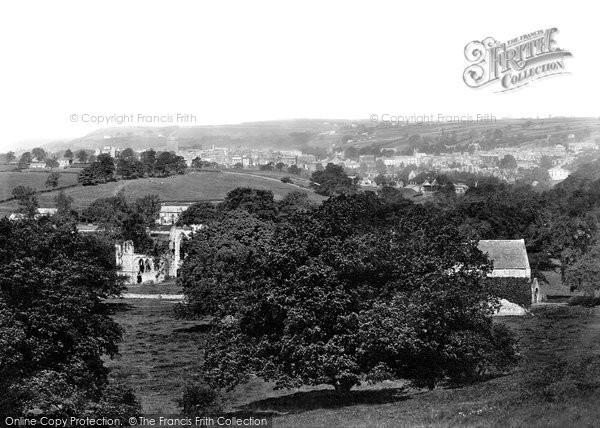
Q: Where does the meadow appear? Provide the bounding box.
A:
[0,170,326,215]
[0,170,79,201]
[105,296,600,427]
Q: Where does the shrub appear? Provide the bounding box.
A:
[179,383,223,417]
[484,277,531,308]
[567,295,600,307]
[280,176,292,184]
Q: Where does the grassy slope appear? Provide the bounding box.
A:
[0,170,325,215]
[105,301,600,426]
[0,170,79,200]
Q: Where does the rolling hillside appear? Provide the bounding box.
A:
[0,170,325,216]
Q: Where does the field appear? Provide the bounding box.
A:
[105,297,600,426]
[0,170,79,201]
[0,170,326,215]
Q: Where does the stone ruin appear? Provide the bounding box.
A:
[115,225,200,285]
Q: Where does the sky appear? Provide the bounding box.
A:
[0,0,598,152]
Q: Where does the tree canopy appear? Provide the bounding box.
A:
[0,217,140,417]
[179,192,517,393]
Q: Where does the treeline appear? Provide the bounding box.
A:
[425,157,600,289]
[78,149,187,185]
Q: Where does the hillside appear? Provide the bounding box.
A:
[0,170,325,215]
[34,117,600,158]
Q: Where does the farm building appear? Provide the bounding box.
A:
[477,239,541,313]
[477,239,531,279]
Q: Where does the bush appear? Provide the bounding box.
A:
[280,176,292,184]
[567,295,600,307]
[179,383,223,417]
[485,277,531,308]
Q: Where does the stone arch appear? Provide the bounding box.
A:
[145,259,152,272]
[138,258,145,273]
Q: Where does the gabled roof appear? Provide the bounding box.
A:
[477,239,530,270]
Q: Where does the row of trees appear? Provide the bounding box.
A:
[78,149,187,185]
[4,148,91,169]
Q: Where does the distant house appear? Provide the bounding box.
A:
[29,161,46,169]
[477,239,531,279]
[454,183,469,194]
[58,158,73,168]
[8,208,57,221]
[548,166,569,181]
[477,239,541,310]
[157,204,191,225]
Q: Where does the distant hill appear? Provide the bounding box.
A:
[32,116,600,156]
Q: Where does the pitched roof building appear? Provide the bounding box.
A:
[477,239,531,279]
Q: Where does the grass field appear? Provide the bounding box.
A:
[0,170,326,215]
[0,170,79,201]
[105,299,600,426]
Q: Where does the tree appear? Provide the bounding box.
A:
[96,154,116,180]
[140,149,157,175]
[45,158,59,169]
[275,162,286,171]
[280,176,292,184]
[118,148,137,161]
[116,158,144,179]
[18,152,32,169]
[134,194,161,226]
[220,188,278,221]
[0,217,140,417]
[373,174,388,186]
[186,194,517,393]
[78,154,115,185]
[375,159,387,174]
[287,165,301,175]
[5,151,15,163]
[155,152,187,176]
[11,186,38,218]
[310,163,358,196]
[191,157,203,169]
[45,171,60,188]
[277,190,314,215]
[499,154,517,170]
[177,202,219,226]
[55,190,74,220]
[64,149,74,160]
[32,147,47,162]
[76,149,88,163]
[565,243,600,293]
[344,146,359,161]
[260,162,274,171]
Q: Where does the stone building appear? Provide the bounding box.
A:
[115,225,200,284]
[477,239,531,279]
[477,239,542,312]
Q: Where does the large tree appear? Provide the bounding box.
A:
[18,152,32,169]
[310,163,358,196]
[32,147,47,162]
[11,186,38,218]
[76,149,88,163]
[181,193,517,393]
[0,217,139,417]
[45,171,60,188]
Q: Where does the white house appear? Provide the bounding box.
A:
[548,166,569,181]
